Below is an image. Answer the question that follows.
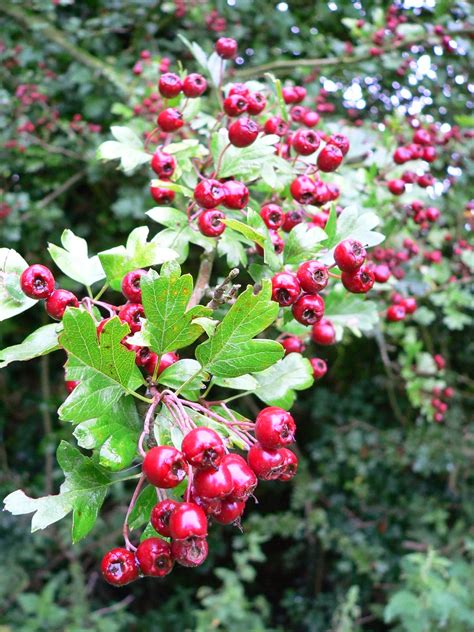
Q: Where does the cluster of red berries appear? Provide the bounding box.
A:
[19,264,79,320]
[386,292,418,322]
[370,237,420,282]
[431,384,454,424]
[101,407,298,585]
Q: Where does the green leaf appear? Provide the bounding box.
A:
[3,442,112,542]
[196,281,283,378]
[320,205,337,247]
[96,125,151,174]
[0,249,37,321]
[283,223,327,264]
[264,73,288,122]
[217,228,249,268]
[140,262,212,355]
[48,229,105,287]
[246,209,282,271]
[98,226,177,290]
[223,218,265,246]
[212,374,259,390]
[0,324,61,368]
[150,178,193,197]
[128,485,157,531]
[157,359,208,400]
[252,353,314,409]
[324,290,379,336]
[384,590,421,624]
[73,396,141,471]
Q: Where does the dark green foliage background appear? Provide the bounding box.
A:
[1,1,473,630]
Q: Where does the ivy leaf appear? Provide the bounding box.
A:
[283,223,327,265]
[98,226,177,290]
[48,229,105,287]
[0,323,61,368]
[157,359,208,400]
[96,126,151,174]
[324,289,379,336]
[3,442,112,542]
[0,248,37,321]
[73,396,141,471]
[140,262,212,355]
[196,281,283,378]
[252,353,314,410]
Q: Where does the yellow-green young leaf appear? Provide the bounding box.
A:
[0,323,61,368]
[96,125,150,173]
[252,353,314,410]
[0,248,37,321]
[48,229,105,286]
[196,281,283,378]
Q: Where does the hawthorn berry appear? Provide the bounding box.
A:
[255,407,296,449]
[386,304,406,322]
[317,143,343,172]
[290,105,306,122]
[264,116,289,136]
[271,272,301,307]
[150,498,179,537]
[169,502,208,540]
[247,444,285,480]
[290,175,316,205]
[223,94,248,117]
[303,110,320,127]
[150,185,175,205]
[334,239,366,272]
[444,387,454,399]
[341,266,375,293]
[214,499,246,525]
[310,357,327,380]
[222,454,257,501]
[182,73,207,97]
[228,83,250,97]
[402,297,417,314]
[198,210,226,237]
[223,180,249,209]
[20,264,55,299]
[215,37,238,59]
[292,293,325,325]
[143,446,187,488]
[328,133,350,156]
[282,209,304,231]
[373,264,391,283]
[65,380,79,394]
[193,462,233,499]
[413,128,432,145]
[121,269,146,303]
[282,86,298,104]
[144,351,179,376]
[158,73,182,98]
[297,260,329,293]
[171,537,208,567]
[388,179,406,195]
[292,128,320,155]
[393,146,412,164]
[228,117,259,147]
[136,538,174,577]
[157,108,184,132]
[194,179,226,208]
[280,335,305,355]
[45,289,79,320]
[181,427,225,469]
[311,318,336,345]
[260,203,284,230]
[119,302,144,333]
[423,146,437,162]
[278,448,299,481]
[247,92,266,114]
[150,149,176,178]
[101,548,139,586]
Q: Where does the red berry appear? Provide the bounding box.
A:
[223,94,248,117]
[425,206,440,222]
[388,179,406,195]
[341,266,375,293]
[278,448,298,481]
[393,146,412,164]
[45,289,79,320]
[101,548,139,586]
[292,129,320,155]
[157,108,184,132]
[264,116,289,137]
[292,293,325,325]
[282,87,298,104]
[228,83,250,97]
[402,170,417,183]
[158,73,182,98]
[260,203,284,230]
[373,264,391,283]
[434,412,444,423]
[328,133,350,156]
[280,335,305,355]
[247,444,285,480]
[194,179,226,208]
[293,86,307,102]
[121,269,146,303]
[198,209,226,237]
[413,128,432,145]
[311,318,336,345]
[136,538,174,577]
[169,502,208,539]
[282,209,304,231]
[214,499,246,525]
[303,110,320,127]
[222,454,257,501]
[317,144,343,172]
[193,462,233,499]
[20,264,55,299]
[150,149,176,178]
[228,117,259,147]
[222,180,249,209]
[444,387,454,399]
[247,92,266,115]
[182,73,207,97]
[290,175,316,205]
[119,302,144,333]
[290,105,306,122]
[296,260,329,293]
[271,271,301,307]
[150,184,175,205]
[310,357,327,380]
[150,498,179,537]
[334,239,366,272]
[181,427,225,469]
[401,297,417,314]
[423,146,437,162]
[255,406,296,449]
[144,350,179,376]
[386,304,406,322]
[143,446,187,488]
[65,380,79,394]
[215,37,238,59]
[171,537,208,567]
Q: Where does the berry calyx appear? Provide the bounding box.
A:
[150,498,179,537]
[101,547,139,586]
[181,427,225,469]
[341,266,375,293]
[121,269,146,303]
[223,94,248,117]
[296,260,329,293]
[194,179,226,208]
[171,537,208,567]
[119,302,145,333]
[310,357,327,380]
[169,502,208,540]
[45,289,79,320]
[136,538,174,577]
[292,293,325,325]
[143,446,187,488]
[311,318,336,345]
[228,118,259,147]
[20,264,55,299]
[255,406,296,449]
[278,448,299,481]
[193,462,233,499]
[198,209,226,237]
[334,239,366,272]
[271,271,301,307]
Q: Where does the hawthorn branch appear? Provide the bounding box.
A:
[188,249,216,308]
[374,329,407,427]
[206,268,240,310]
[37,170,86,209]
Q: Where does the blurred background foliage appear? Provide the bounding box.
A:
[1,0,473,630]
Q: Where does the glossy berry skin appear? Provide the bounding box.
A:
[334,239,366,272]
[150,499,179,537]
[264,116,289,137]
[214,499,246,525]
[119,302,144,333]
[194,179,226,208]
[279,448,298,481]
[434,354,446,370]
[20,264,55,299]
[121,269,146,303]
[255,407,296,449]
[223,180,249,209]
[198,210,226,237]
[310,357,327,380]
[247,92,266,115]
[65,380,79,394]
[45,289,79,320]
[290,175,316,205]
[413,128,432,145]
[393,146,412,164]
[193,462,233,499]
[271,272,301,307]
[150,149,176,178]
[228,118,259,147]
[280,335,305,355]
[401,297,417,314]
[171,537,208,567]
[373,264,391,283]
[282,209,304,231]
[317,144,343,172]
[423,146,437,162]
[157,108,184,132]
[292,293,325,326]
[247,444,285,480]
[386,304,406,322]
[136,538,174,577]
[292,129,320,155]
[159,73,182,98]
[222,454,257,501]
[215,37,238,59]
[297,260,329,293]
[387,179,406,195]
[328,133,350,156]
[282,87,298,104]
[228,83,250,98]
[260,204,284,230]
[341,266,375,294]
[181,427,225,469]
[101,548,139,586]
[144,351,179,376]
[169,502,208,540]
[143,446,187,488]
[223,94,248,117]
[303,110,320,127]
[311,318,336,345]
[150,184,175,205]
[183,73,207,97]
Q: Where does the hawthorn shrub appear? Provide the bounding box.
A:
[1,2,473,631]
